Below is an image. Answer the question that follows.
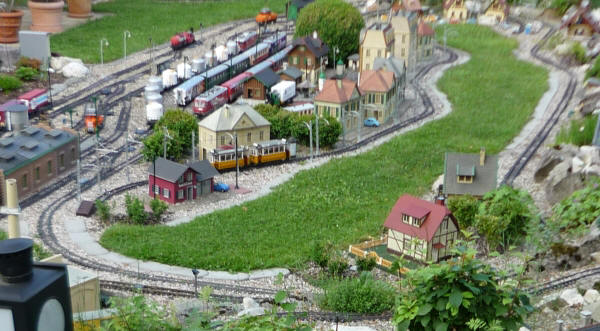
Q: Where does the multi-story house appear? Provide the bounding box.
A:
[198,104,270,160]
[384,194,460,262]
[443,0,467,24]
[358,69,397,124]
[416,20,434,62]
[359,23,395,71]
[389,12,418,70]
[287,33,329,85]
[314,79,361,131]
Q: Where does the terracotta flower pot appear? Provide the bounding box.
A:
[67,0,91,18]
[0,10,24,44]
[28,0,65,33]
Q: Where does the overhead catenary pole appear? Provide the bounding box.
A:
[192,130,196,161]
[224,132,239,189]
[6,179,20,238]
[303,121,313,162]
[77,159,81,201]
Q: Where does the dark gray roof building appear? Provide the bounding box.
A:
[292,36,329,58]
[443,149,498,197]
[148,157,218,183]
[254,68,280,88]
[280,66,302,80]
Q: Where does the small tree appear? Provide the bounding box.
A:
[447,194,480,229]
[150,198,168,222]
[356,256,377,272]
[310,240,333,268]
[95,199,111,223]
[125,194,147,225]
[393,245,534,330]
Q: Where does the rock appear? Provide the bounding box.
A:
[51,56,83,72]
[242,297,259,309]
[556,43,574,56]
[62,62,89,78]
[584,165,600,176]
[573,157,586,173]
[579,146,600,166]
[585,289,600,304]
[349,265,358,272]
[591,251,600,264]
[542,307,554,315]
[534,147,565,182]
[585,300,600,322]
[237,307,265,317]
[560,288,585,306]
[519,327,530,331]
[545,160,586,205]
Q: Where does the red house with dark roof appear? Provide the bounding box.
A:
[384,194,459,262]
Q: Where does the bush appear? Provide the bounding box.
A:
[150,198,168,221]
[0,75,22,92]
[571,42,588,64]
[95,199,111,223]
[104,295,180,331]
[310,240,333,268]
[555,114,598,146]
[447,194,480,229]
[550,178,600,233]
[327,256,348,277]
[586,56,600,80]
[356,256,376,272]
[319,272,396,313]
[15,66,38,81]
[16,57,41,70]
[125,194,148,225]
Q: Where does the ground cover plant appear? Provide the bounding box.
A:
[555,114,598,146]
[100,25,548,272]
[49,0,286,63]
[318,272,396,314]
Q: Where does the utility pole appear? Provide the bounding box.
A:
[303,121,313,162]
[77,159,81,201]
[192,130,196,161]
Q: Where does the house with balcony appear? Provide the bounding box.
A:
[359,23,395,71]
[358,69,397,124]
[314,79,361,131]
[148,157,219,204]
[384,194,459,262]
[443,148,499,198]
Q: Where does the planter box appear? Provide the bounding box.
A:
[28,0,65,33]
[0,10,24,44]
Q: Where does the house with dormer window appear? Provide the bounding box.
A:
[443,148,499,198]
[384,194,459,262]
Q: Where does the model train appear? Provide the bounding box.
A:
[170,29,195,50]
[208,138,296,170]
[0,88,51,130]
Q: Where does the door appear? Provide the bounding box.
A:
[202,179,212,194]
[188,186,193,200]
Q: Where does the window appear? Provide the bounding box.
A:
[47,160,52,175]
[153,185,160,195]
[247,132,252,142]
[187,172,193,182]
[402,214,410,224]
[163,188,170,198]
[365,63,369,70]
[260,131,264,140]
[299,46,305,52]
[403,236,412,251]
[221,136,225,145]
[177,190,184,199]
[35,167,40,181]
[412,217,421,227]
[59,154,65,168]
[178,176,184,184]
[402,35,406,43]
[307,57,312,65]
[22,174,27,189]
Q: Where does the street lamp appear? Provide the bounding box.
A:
[47,65,54,110]
[349,110,362,142]
[224,132,239,189]
[303,121,313,162]
[332,46,339,71]
[100,38,109,65]
[64,108,73,128]
[192,269,199,296]
[315,116,329,156]
[123,30,131,61]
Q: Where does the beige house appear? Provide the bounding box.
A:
[389,14,413,68]
[560,2,600,37]
[359,69,397,123]
[198,104,270,160]
[443,0,467,24]
[480,0,509,24]
[314,79,361,131]
[384,194,459,262]
[417,20,434,62]
[359,23,395,72]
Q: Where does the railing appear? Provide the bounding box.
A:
[348,236,407,273]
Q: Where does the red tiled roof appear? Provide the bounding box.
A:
[314,79,359,104]
[359,70,395,93]
[560,2,600,33]
[383,194,458,242]
[404,204,430,219]
[418,21,435,36]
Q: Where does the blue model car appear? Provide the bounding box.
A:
[364,117,380,127]
[214,182,229,192]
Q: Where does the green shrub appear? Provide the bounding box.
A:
[586,56,600,79]
[327,256,348,277]
[550,178,600,233]
[150,198,168,221]
[319,272,396,313]
[310,241,333,268]
[104,294,180,330]
[356,256,376,272]
[95,199,111,223]
[571,42,588,64]
[447,194,480,229]
[0,75,22,92]
[15,66,38,81]
[125,194,148,225]
[0,230,6,240]
[33,243,52,261]
[16,56,41,70]
[550,0,578,15]
[555,115,598,146]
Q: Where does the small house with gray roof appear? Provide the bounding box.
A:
[148,157,219,204]
[198,104,271,160]
[443,148,498,198]
[288,33,329,84]
[243,68,280,100]
[279,66,303,85]
[0,125,78,204]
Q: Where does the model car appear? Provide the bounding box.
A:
[364,117,380,127]
[214,182,230,192]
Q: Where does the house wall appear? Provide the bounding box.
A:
[280,73,301,85]
[7,138,78,204]
[287,46,324,83]
[243,77,267,100]
[314,98,361,130]
[149,168,212,204]
[417,35,434,62]
[444,4,467,23]
[387,229,428,261]
[360,29,394,72]
[568,24,594,37]
[426,216,459,261]
[483,7,506,22]
[361,82,398,123]
[198,122,270,160]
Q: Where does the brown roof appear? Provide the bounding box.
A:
[560,2,600,33]
[292,36,330,58]
[383,194,458,242]
[314,79,359,104]
[418,21,435,36]
[359,70,395,93]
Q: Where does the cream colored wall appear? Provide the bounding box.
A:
[388,229,427,261]
[198,121,270,160]
[70,279,100,313]
[444,6,467,22]
[483,8,505,22]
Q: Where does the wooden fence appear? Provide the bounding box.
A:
[348,236,397,270]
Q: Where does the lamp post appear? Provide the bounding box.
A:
[192,269,199,296]
[163,126,173,159]
[100,38,109,65]
[123,30,131,61]
[224,132,239,189]
[315,116,329,156]
[65,108,73,128]
[47,64,54,109]
[332,46,339,70]
[303,121,313,162]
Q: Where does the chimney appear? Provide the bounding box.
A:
[479,147,485,166]
[357,72,361,87]
[224,104,230,119]
[434,184,445,206]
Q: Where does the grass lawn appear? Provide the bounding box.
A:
[100,25,548,272]
[48,0,286,63]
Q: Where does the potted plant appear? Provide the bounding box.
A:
[0,0,24,43]
[66,0,91,18]
[28,0,64,33]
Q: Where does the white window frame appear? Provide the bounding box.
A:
[177,189,184,199]
[163,188,170,198]
[153,185,160,195]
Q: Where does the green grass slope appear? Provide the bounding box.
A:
[50,0,286,63]
[100,25,548,272]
